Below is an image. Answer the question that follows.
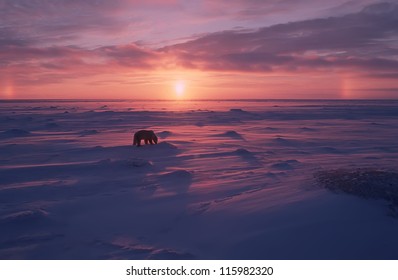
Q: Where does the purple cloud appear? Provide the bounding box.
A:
[0,0,142,49]
[164,2,398,73]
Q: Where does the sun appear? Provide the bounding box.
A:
[174,81,185,98]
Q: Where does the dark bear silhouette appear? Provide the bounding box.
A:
[133,130,158,147]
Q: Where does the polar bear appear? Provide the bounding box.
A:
[133,130,158,147]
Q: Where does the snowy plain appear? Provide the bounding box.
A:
[1,99,398,259]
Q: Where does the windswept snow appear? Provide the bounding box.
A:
[1,99,398,259]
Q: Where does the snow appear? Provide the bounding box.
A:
[1,99,398,259]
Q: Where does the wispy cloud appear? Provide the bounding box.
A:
[165,2,398,74]
[0,43,158,85]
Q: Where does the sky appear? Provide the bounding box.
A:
[1,0,398,99]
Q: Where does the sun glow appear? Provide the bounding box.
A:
[2,79,14,99]
[175,80,185,98]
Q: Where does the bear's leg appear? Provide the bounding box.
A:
[149,139,154,144]
[145,139,149,144]
[137,138,141,147]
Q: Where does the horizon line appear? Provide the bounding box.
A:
[2,98,398,102]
